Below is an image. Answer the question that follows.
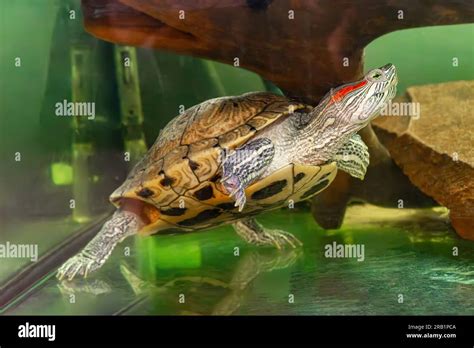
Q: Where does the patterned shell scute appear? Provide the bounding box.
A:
[180,92,305,146]
[149,104,200,161]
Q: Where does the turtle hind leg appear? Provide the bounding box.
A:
[221,138,274,211]
[233,218,302,249]
[333,133,370,180]
[57,210,142,281]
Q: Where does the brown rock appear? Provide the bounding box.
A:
[373,81,474,239]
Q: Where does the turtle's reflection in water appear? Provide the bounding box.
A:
[57,278,112,297]
[120,248,301,315]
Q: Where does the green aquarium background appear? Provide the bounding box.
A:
[0,0,473,315]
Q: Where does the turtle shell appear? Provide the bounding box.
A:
[110,92,321,234]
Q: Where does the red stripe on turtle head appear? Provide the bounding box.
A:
[331,80,368,103]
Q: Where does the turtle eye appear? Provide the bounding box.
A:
[367,68,386,82]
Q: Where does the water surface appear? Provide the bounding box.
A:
[5,205,473,315]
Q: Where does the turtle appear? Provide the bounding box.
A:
[57,63,398,281]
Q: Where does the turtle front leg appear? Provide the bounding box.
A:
[333,133,370,180]
[233,218,302,249]
[221,138,274,211]
[57,210,142,281]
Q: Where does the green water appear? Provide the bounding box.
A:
[5,206,473,315]
[365,24,474,92]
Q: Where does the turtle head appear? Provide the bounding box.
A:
[297,64,397,164]
[327,63,398,131]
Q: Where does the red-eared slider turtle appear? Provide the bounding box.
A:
[58,64,397,280]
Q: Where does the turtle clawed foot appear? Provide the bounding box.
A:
[222,174,247,212]
[259,229,303,249]
[232,189,247,212]
[57,253,100,281]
